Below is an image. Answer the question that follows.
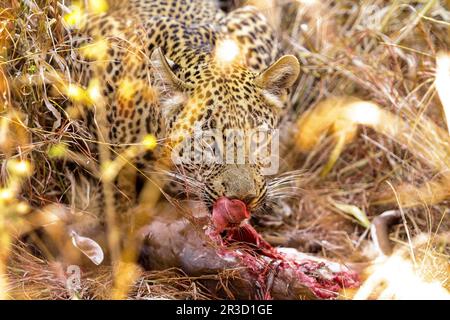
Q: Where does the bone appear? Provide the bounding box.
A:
[371,210,402,256]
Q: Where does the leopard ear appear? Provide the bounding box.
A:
[255,55,300,94]
[151,47,191,90]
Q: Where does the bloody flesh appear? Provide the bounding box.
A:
[211,197,360,299]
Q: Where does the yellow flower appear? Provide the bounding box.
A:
[88,0,109,14]
[142,134,157,150]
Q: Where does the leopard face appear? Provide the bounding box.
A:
[152,48,300,211]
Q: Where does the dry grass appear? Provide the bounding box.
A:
[0,0,449,299]
[6,244,227,299]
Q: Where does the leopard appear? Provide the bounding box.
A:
[64,0,300,246]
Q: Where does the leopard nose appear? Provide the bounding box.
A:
[221,165,257,200]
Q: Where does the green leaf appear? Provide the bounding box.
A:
[332,202,371,228]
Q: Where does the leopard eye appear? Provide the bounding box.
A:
[199,135,223,165]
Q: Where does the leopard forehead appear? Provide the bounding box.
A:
[163,61,282,134]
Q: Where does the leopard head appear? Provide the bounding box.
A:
[152,47,300,212]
